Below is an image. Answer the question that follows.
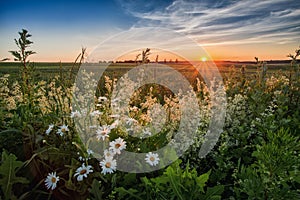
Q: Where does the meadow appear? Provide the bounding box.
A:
[0,30,299,200]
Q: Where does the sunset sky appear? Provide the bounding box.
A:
[1,0,300,62]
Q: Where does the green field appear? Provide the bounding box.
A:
[0,60,292,82]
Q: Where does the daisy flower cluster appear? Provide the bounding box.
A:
[99,137,127,175]
[45,124,69,137]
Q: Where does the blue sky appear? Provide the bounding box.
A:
[1,0,300,61]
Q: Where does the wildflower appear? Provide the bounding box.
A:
[109,114,120,119]
[74,163,93,181]
[109,137,126,155]
[71,110,81,118]
[78,156,85,161]
[142,128,152,136]
[103,149,115,158]
[125,117,137,126]
[110,119,120,129]
[96,125,111,141]
[145,152,160,166]
[98,96,108,102]
[87,149,94,156]
[90,110,103,117]
[100,157,117,175]
[45,124,54,135]
[57,124,69,136]
[45,172,59,190]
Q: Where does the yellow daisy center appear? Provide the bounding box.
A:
[115,143,121,149]
[150,156,155,162]
[105,162,111,168]
[80,169,87,175]
[51,177,56,183]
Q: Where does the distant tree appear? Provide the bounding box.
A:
[0,58,10,62]
[287,46,300,78]
[287,46,300,61]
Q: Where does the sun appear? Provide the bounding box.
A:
[201,56,207,62]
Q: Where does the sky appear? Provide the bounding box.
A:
[1,0,300,61]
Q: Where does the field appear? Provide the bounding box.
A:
[0,57,300,200]
[0,60,292,80]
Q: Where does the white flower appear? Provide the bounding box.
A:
[143,128,152,136]
[57,124,69,136]
[74,163,93,181]
[109,114,120,119]
[125,117,137,126]
[109,137,126,155]
[100,157,117,175]
[145,152,160,166]
[90,110,103,117]
[98,96,108,102]
[103,149,115,158]
[87,149,94,157]
[96,125,111,141]
[45,172,59,190]
[71,110,81,118]
[45,124,54,135]
[78,156,85,161]
[110,119,120,129]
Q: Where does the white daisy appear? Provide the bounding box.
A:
[100,157,117,175]
[45,124,54,135]
[70,110,81,118]
[145,152,160,166]
[74,163,93,181]
[45,172,59,190]
[57,124,69,136]
[109,137,126,155]
[96,125,111,141]
[103,149,115,158]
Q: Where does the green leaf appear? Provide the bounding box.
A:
[89,179,103,200]
[0,150,29,200]
[196,170,211,193]
[115,187,143,200]
[200,185,224,200]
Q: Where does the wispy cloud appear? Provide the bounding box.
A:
[120,0,300,46]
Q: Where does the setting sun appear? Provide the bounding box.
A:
[201,56,207,62]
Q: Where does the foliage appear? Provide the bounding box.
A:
[0,150,29,200]
[115,160,224,199]
[235,128,300,199]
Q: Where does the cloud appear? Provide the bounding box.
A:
[120,0,300,46]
